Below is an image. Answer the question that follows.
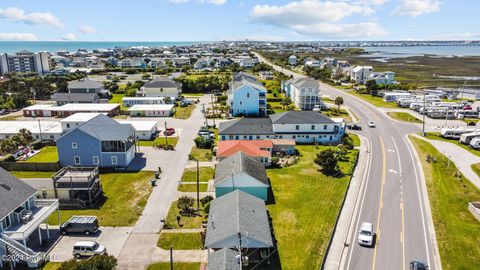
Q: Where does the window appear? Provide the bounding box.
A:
[311,125,315,130]
[74,156,81,165]
[41,189,48,199]
[243,136,247,139]
[235,136,239,140]
[306,135,310,139]
[324,125,328,130]
[111,156,118,165]
[247,93,250,98]
[222,136,226,140]
[72,143,78,149]
[66,123,70,128]
[93,156,99,165]
[240,101,243,105]
[296,125,299,130]
[50,135,54,139]
[256,135,260,139]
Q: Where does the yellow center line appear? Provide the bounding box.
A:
[372,136,387,270]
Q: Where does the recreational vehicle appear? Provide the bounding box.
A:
[459,132,480,145]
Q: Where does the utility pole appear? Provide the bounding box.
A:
[196,159,200,210]
[422,92,426,136]
[164,121,168,145]
[170,246,173,270]
[210,90,216,128]
[444,107,449,128]
[38,119,42,141]
[202,103,208,128]
[238,232,243,269]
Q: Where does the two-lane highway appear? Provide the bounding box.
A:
[254,52,440,270]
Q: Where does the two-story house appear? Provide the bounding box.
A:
[219,111,345,144]
[350,66,374,84]
[68,79,104,95]
[0,168,60,268]
[138,78,182,99]
[228,72,267,117]
[282,77,323,110]
[56,114,136,168]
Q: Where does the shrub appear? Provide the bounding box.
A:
[200,195,214,206]
[194,136,213,149]
[204,202,211,214]
[59,255,117,270]
[343,136,354,150]
[314,148,338,174]
[177,196,195,216]
[271,156,280,166]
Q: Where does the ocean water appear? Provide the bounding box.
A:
[0,41,207,54]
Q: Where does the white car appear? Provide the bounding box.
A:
[73,241,107,258]
[367,121,376,128]
[358,222,374,247]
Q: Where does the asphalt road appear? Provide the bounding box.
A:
[254,53,440,270]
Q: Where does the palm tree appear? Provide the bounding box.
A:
[334,96,344,110]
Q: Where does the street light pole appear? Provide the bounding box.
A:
[422,92,426,136]
[196,159,200,210]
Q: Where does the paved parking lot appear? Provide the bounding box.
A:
[49,227,132,262]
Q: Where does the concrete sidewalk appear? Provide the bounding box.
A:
[412,134,480,187]
[323,135,369,270]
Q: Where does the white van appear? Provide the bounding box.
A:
[73,241,107,258]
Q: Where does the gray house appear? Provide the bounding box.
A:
[207,248,239,270]
[205,190,273,250]
[50,93,100,106]
[56,114,136,168]
[68,79,104,94]
[215,151,269,201]
[0,168,60,268]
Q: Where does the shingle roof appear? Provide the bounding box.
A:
[143,78,180,88]
[68,79,103,89]
[219,118,274,136]
[0,168,37,220]
[291,77,319,89]
[51,93,99,102]
[233,72,256,82]
[205,190,273,249]
[217,140,272,159]
[215,151,269,186]
[207,248,239,270]
[74,114,134,141]
[269,111,334,124]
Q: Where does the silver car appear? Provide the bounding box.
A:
[73,241,107,258]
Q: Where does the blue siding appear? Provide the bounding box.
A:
[57,129,101,167]
[230,85,266,117]
[215,187,268,201]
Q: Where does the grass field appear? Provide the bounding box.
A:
[323,107,352,122]
[157,232,203,250]
[138,136,179,147]
[344,90,399,108]
[266,145,358,269]
[146,262,201,270]
[164,201,206,229]
[348,133,361,147]
[189,146,212,161]
[9,171,55,178]
[0,115,22,121]
[472,163,480,177]
[109,93,127,111]
[174,105,196,119]
[177,183,208,192]
[411,137,480,269]
[181,167,214,182]
[21,146,58,163]
[387,112,423,123]
[424,132,480,157]
[48,171,154,226]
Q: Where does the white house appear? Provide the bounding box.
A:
[350,66,374,84]
[128,104,175,117]
[122,97,167,107]
[117,120,158,140]
[139,78,182,98]
[228,73,267,117]
[282,78,323,110]
[288,55,298,66]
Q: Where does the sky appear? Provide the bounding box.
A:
[0,0,478,42]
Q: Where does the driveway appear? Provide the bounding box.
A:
[49,227,133,262]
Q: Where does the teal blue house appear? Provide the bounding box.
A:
[214,151,269,201]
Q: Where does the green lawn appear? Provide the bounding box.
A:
[48,171,154,226]
[183,93,205,97]
[9,171,55,178]
[323,107,352,122]
[174,105,196,119]
[0,115,22,121]
[21,146,58,163]
[109,93,127,111]
[42,262,61,270]
[462,118,480,124]
[164,201,206,229]
[472,163,480,177]
[181,167,214,182]
[424,132,480,157]
[411,137,480,270]
[139,136,179,147]
[266,145,358,269]
[146,262,201,270]
[189,146,212,161]
[344,90,399,108]
[178,183,208,192]
[387,112,423,123]
[348,133,361,147]
[157,232,203,250]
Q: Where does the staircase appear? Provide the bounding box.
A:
[0,234,46,268]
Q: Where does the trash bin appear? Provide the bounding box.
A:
[155,172,160,179]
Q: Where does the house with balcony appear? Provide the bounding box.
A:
[350,66,374,84]
[56,114,136,169]
[228,73,267,117]
[0,168,60,269]
[281,77,323,110]
[138,78,182,99]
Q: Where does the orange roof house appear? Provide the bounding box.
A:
[217,140,272,161]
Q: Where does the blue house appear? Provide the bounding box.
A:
[56,114,136,168]
[228,72,267,117]
[214,151,269,201]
